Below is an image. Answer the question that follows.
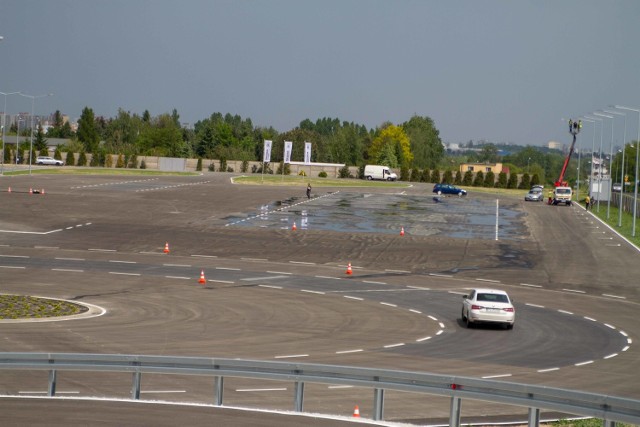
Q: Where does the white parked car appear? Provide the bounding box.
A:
[461,288,515,329]
[36,156,63,166]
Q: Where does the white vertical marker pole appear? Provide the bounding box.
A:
[495,199,499,241]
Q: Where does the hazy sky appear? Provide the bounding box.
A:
[2,0,639,147]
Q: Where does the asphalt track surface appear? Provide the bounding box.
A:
[0,172,639,426]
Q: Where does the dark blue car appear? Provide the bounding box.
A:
[433,184,467,196]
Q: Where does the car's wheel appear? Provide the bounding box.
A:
[466,316,473,328]
[505,323,514,330]
[366,176,372,180]
[437,190,442,195]
[458,191,463,196]
[461,308,466,322]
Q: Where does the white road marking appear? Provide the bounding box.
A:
[416,336,432,342]
[537,367,560,373]
[482,373,512,379]
[258,285,282,289]
[623,346,630,351]
[362,280,386,285]
[241,258,268,262]
[89,249,116,252]
[562,289,585,294]
[52,269,84,273]
[328,385,353,389]
[526,303,545,308]
[140,390,187,394]
[0,255,28,258]
[163,263,191,267]
[429,273,452,278]
[301,290,325,295]
[315,275,341,280]
[438,322,445,328]
[380,302,397,307]
[583,316,597,322]
[208,279,234,284]
[436,330,444,335]
[575,360,594,366]
[385,269,410,273]
[236,388,287,392]
[55,257,85,261]
[603,294,626,299]
[344,296,363,301]
[428,315,438,321]
[604,323,616,330]
[241,275,288,281]
[335,349,363,354]
[407,286,430,290]
[190,254,217,258]
[383,343,405,348]
[620,331,628,337]
[274,354,309,359]
[476,278,500,283]
[216,267,240,271]
[110,260,137,264]
[0,266,25,269]
[604,353,618,359]
[557,309,574,315]
[165,276,190,280]
[19,391,80,394]
[409,309,422,314]
[520,283,542,288]
[266,271,292,275]
[289,261,316,265]
[109,272,141,276]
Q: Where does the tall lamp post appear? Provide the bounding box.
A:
[604,110,627,227]
[20,93,53,175]
[594,112,614,219]
[615,106,640,237]
[580,117,596,202]
[585,115,605,212]
[1,91,21,175]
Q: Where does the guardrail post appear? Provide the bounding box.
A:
[449,396,461,427]
[373,388,385,421]
[214,376,224,406]
[131,371,141,400]
[48,369,57,396]
[528,407,540,427]
[603,420,616,427]
[293,381,304,412]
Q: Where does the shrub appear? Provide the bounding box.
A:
[484,171,495,187]
[140,160,147,169]
[227,167,234,172]
[463,170,473,186]
[208,162,215,172]
[318,171,328,178]
[496,172,507,188]
[251,164,258,173]
[454,171,462,185]
[65,151,75,166]
[400,166,410,181]
[116,154,125,168]
[519,173,530,189]
[442,170,454,184]
[196,158,202,171]
[105,154,114,168]
[421,169,430,183]
[128,154,138,168]
[507,173,518,189]
[430,169,440,183]
[276,161,291,175]
[357,164,365,179]
[409,168,421,182]
[339,165,351,178]
[54,147,62,160]
[298,170,306,176]
[219,157,227,172]
[77,151,87,166]
[241,160,249,173]
[473,171,484,187]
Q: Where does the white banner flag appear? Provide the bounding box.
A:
[283,141,293,164]
[304,142,312,165]
[263,140,272,163]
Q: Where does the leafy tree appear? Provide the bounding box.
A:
[496,172,508,188]
[339,165,352,178]
[116,154,125,168]
[105,153,114,168]
[410,168,421,182]
[77,150,87,166]
[402,115,444,169]
[473,171,484,187]
[484,171,495,187]
[531,174,540,186]
[421,169,430,183]
[430,169,440,183]
[478,143,499,163]
[442,170,453,184]
[77,107,100,153]
[519,173,530,189]
[33,125,48,152]
[65,151,75,166]
[507,173,518,189]
[196,157,202,171]
[400,165,410,181]
[463,170,473,186]
[454,170,462,185]
[53,147,62,160]
[369,125,412,168]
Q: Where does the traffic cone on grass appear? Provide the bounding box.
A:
[198,270,206,285]
[345,262,353,275]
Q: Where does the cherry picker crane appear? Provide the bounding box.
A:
[554,119,582,187]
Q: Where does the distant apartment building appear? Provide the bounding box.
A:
[459,162,506,175]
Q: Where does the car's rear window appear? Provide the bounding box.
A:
[477,293,509,303]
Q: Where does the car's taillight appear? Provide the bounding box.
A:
[471,304,482,310]
[504,307,514,312]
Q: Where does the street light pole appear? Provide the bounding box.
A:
[20,93,53,175]
[580,117,596,201]
[615,106,640,237]
[1,91,21,175]
[604,110,627,227]
[594,112,614,219]
[585,115,605,212]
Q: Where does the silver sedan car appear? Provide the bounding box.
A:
[525,189,543,202]
[461,288,515,329]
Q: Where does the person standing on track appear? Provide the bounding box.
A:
[306,183,311,199]
[585,194,591,210]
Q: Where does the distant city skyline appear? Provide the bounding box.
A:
[2,0,639,147]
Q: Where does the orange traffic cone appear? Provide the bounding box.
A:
[7,187,11,193]
[292,221,297,231]
[29,187,33,195]
[163,242,170,254]
[353,405,360,417]
[198,270,206,285]
[400,227,405,236]
[41,189,45,195]
[345,262,353,275]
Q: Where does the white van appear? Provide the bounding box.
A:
[364,165,397,181]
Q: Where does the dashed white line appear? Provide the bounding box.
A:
[301,290,325,295]
[575,360,594,367]
[603,294,626,299]
[557,309,574,315]
[289,261,316,265]
[216,267,240,271]
[362,280,386,285]
[315,275,341,280]
[385,269,410,274]
[0,255,28,258]
[344,296,363,301]
[55,257,85,261]
[274,354,309,359]
[407,286,430,290]
[476,278,500,283]
[109,272,141,276]
[520,283,543,288]
[208,279,234,284]
[241,258,267,262]
[89,249,116,252]
[436,330,444,336]
[604,353,618,360]
[140,390,187,394]
[109,260,137,264]
[328,385,353,389]
[416,336,432,342]
[52,269,84,273]
[163,263,191,267]
[266,271,292,275]
[165,276,190,280]
[537,367,560,373]
[563,289,585,294]
[383,343,405,348]
[438,322,445,329]
[335,349,363,354]
[0,266,25,269]
[604,323,616,330]
[429,273,452,278]
[236,388,287,392]
[190,254,217,258]
[428,315,438,321]
[482,373,512,379]
[526,303,545,308]
[409,309,422,314]
[623,346,630,352]
[380,302,397,307]
[258,285,282,289]
[583,316,597,322]
[241,275,288,281]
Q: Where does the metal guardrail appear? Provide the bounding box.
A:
[1,352,639,426]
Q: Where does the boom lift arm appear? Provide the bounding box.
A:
[555,119,581,187]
